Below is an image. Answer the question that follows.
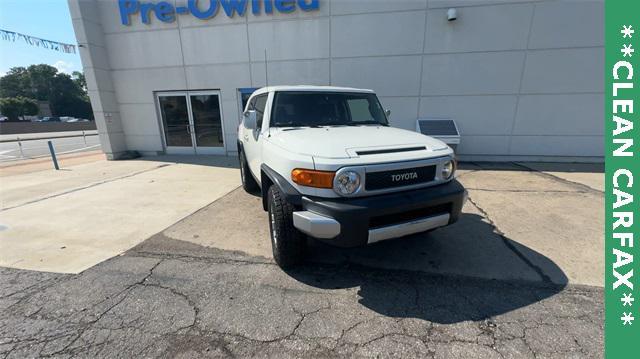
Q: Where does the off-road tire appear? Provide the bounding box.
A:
[267,185,306,268]
[239,149,259,193]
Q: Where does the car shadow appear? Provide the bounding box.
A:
[284,212,568,324]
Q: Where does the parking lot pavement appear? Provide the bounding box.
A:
[162,162,604,287]
[457,163,604,287]
[0,239,603,358]
[515,162,604,192]
[0,160,604,357]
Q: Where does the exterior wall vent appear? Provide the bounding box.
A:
[416,118,460,152]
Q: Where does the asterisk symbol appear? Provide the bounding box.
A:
[622,25,635,38]
[622,312,635,325]
[622,44,634,57]
[622,293,635,306]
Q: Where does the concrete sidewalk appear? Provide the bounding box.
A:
[0,155,240,273]
[0,150,105,176]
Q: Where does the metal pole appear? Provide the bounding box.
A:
[264,49,269,86]
[82,130,87,145]
[47,141,59,170]
[17,137,24,158]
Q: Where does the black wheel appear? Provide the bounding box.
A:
[239,149,259,193]
[267,185,306,268]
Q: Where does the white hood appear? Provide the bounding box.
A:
[267,126,449,159]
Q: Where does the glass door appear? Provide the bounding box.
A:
[188,91,225,155]
[157,90,225,155]
[158,93,194,154]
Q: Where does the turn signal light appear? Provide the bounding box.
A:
[291,169,335,189]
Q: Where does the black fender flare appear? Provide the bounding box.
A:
[260,164,302,211]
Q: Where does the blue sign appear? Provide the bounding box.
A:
[119,0,320,25]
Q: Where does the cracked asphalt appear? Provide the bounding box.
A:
[0,162,604,358]
[0,242,602,358]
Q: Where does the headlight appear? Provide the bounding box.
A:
[335,171,361,195]
[442,160,455,180]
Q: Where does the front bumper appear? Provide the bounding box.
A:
[292,179,467,247]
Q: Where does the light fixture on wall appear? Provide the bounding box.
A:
[447,8,457,21]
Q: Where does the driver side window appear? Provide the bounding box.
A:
[254,94,268,130]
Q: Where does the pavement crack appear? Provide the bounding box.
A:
[466,195,553,284]
[512,162,603,194]
[129,250,273,267]
[141,282,199,333]
[38,259,164,357]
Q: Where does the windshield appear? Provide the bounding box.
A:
[270,91,388,127]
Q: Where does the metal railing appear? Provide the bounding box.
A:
[0,131,100,166]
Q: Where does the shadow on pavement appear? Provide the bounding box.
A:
[285,212,568,324]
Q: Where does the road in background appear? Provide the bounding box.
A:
[0,133,100,162]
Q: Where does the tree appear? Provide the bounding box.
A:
[49,73,92,119]
[0,67,30,98]
[72,71,87,92]
[0,97,39,121]
[0,64,93,120]
[26,64,58,101]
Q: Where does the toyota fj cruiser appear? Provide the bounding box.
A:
[238,86,467,268]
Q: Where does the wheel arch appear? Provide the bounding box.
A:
[260,164,302,211]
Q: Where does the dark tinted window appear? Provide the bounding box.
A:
[247,97,257,112]
[271,92,388,127]
[254,94,268,129]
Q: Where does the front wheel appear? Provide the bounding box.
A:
[267,185,306,268]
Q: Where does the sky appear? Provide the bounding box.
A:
[0,0,82,76]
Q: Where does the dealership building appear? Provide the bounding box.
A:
[69,0,603,161]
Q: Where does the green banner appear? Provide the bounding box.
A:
[606,0,640,357]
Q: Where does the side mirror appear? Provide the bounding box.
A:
[385,109,391,117]
[244,110,257,130]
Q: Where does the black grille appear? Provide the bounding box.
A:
[365,165,436,191]
[369,203,451,229]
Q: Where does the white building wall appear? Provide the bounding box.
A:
[71,0,604,161]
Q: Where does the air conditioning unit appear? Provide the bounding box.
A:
[416,118,460,152]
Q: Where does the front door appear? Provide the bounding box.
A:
[157,91,225,155]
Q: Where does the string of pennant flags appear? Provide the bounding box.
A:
[0,28,76,54]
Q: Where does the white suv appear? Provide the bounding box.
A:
[238,86,466,268]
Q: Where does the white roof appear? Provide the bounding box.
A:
[252,85,375,96]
